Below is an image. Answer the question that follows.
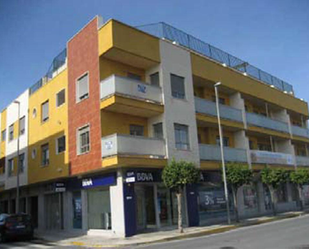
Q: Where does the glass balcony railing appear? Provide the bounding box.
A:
[250,150,294,165]
[100,75,162,103]
[101,134,166,158]
[295,156,309,166]
[195,97,243,123]
[199,144,248,163]
[246,112,289,133]
[291,125,309,139]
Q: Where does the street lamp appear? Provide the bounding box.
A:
[13,100,20,213]
[214,82,231,224]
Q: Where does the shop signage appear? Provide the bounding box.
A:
[251,150,294,165]
[82,174,115,189]
[125,170,161,183]
[137,84,146,94]
[54,182,66,192]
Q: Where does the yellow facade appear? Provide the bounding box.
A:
[0,109,7,175]
[28,69,69,184]
[198,127,235,147]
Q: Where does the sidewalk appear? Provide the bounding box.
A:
[35,211,308,248]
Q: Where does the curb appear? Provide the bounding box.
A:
[65,212,306,248]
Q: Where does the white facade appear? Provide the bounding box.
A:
[5,90,29,190]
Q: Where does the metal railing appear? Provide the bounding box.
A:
[295,156,309,167]
[291,125,309,139]
[100,75,162,103]
[246,112,289,133]
[137,22,293,93]
[195,97,243,123]
[199,144,248,162]
[29,48,67,95]
[101,134,166,158]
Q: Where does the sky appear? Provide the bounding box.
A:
[0,0,308,110]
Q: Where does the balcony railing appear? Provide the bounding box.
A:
[291,125,309,139]
[101,134,166,158]
[137,22,294,94]
[100,75,162,103]
[195,97,243,123]
[199,144,248,163]
[246,112,289,133]
[250,150,294,165]
[295,156,309,166]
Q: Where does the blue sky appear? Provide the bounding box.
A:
[0,0,308,110]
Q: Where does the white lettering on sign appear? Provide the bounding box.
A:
[126,177,135,183]
[82,179,93,187]
[137,172,153,182]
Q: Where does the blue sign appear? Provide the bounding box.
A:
[82,174,115,189]
[125,170,161,183]
[137,84,146,94]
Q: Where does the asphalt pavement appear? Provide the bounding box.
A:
[134,214,309,249]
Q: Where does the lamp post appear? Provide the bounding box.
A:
[214,82,231,224]
[13,100,20,213]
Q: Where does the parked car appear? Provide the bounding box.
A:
[0,213,33,242]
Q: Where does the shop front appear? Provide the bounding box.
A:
[124,169,188,234]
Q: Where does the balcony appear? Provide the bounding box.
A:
[291,125,309,139]
[295,156,309,167]
[250,150,294,165]
[101,134,166,158]
[100,75,163,117]
[199,144,248,163]
[246,112,289,134]
[195,97,243,123]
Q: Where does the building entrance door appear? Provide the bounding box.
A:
[45,193,63,230]
[135,185,156,231]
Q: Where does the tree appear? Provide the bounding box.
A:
[162,159,200,233]
[290,169,309,210]
[260,167,290,216]
[225,163,253,222]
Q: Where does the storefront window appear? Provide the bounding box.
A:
[72,192,82,229]
[276,184,288,203]
[88,188,111,230]
[157,185,172,226]
[243,185,258,209]
[263,184,272,210]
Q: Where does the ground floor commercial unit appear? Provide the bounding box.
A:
[0,167,307,237]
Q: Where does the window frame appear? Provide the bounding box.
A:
[56,135,66,154]
[19,116,26,136]
[76,72,89,103]
[41,100,49,123]
[41,143,50,167]
[1,129,6,142]
[8,158,14,177]
[170,74,185,99]
[18,153,25,173]
[56,89,66,108]
[9,124,14,142]
[129,124,144,136]
[150,72,160,87]
[174,123,190,150]
[77,125,90,155]
[153,122,163,139]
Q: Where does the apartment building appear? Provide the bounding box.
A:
[0,16,309,237]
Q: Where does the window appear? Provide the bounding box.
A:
[171,74,185,99]
[57,136,66,154]
[150,72,159,87]
[258,143,271,151]
[19,116,25,135]
[130,125,144,136]
[153,123,163,139]
[1,130,6,142]
[212,96,225,105]
[19,153,25,173]
[76,73,89,102]
[8,159,14,177]
[56,89,65,107]
[216,136,229,147]
[78,125,90,155]
[127,72,141,81]
[41,144,49,166]
[9,124,14,141]
[249,140,254,150]
[41,101,49,123]
[174,123,189,150]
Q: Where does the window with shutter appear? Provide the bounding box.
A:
[57,136,66,154]
[150,72,159,86]
[77,73,89,102]
[77,125,90,155]
[19,116,25,135]
[174,123,189,150]
[56,89,65,107]
[41,101,49,123]
[41,143,49,166]
[9,124,14,141]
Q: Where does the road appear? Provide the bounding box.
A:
[135,215,309,249]
[0,239,77,249]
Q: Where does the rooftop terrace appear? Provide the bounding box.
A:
[137,22,294,94]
